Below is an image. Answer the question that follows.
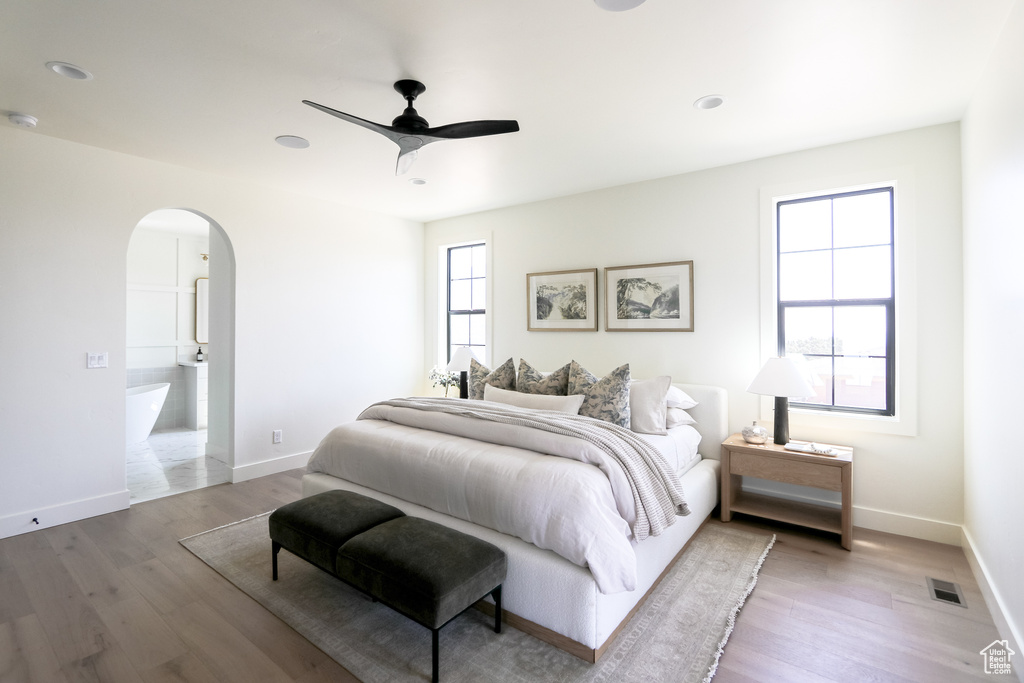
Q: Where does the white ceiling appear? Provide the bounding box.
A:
[1,0,1014,222]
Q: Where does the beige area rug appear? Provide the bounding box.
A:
[181,515,774,683]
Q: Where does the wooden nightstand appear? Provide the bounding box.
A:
[720,433,853,550]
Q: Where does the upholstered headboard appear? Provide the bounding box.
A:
[674,383,728,460]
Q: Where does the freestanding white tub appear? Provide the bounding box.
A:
[126,383,170,444]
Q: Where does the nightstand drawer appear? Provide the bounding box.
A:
[730,452,842,491]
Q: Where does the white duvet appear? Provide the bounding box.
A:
[306,402,694,594]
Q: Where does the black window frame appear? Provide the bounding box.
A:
[776,186,896,417]
[446,243,486,364]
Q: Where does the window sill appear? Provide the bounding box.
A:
[787,405,916,437]
[755,395,915,437]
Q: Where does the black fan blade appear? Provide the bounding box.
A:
[426,120,520,140]
[302,100,407,145]
[304,92,519,176]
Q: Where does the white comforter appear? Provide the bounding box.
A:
[306,400,690,594]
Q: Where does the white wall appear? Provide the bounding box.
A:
[962,0,1024,664]
[425,123,965,544]
[126,224,210,369]
[0,127,424,538]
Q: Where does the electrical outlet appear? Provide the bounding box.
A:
[272,429,282,444]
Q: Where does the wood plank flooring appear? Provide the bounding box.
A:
[710,516,1002,682]
[0,469,1004,682]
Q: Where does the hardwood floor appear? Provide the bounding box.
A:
[710,516,1002,682]
[0,470,1004,682]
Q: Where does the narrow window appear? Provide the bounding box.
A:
[777,187,895,415]
[447,243,486,363]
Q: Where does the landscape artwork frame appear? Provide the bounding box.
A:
[527,268,599,331]
[604,260,694,331]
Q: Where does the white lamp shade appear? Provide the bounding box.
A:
[746,357,815,398]
[445,347,478,373]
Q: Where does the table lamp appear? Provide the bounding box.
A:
[746,357,815,445]
[446,347,478,399]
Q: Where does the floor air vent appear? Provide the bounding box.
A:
[927,577,966,608]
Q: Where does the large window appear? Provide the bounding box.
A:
[777,187,895,415]
[447,243,486,363]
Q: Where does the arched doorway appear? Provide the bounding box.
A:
[125,208,235,503]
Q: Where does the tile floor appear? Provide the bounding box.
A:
[126,428,231,503]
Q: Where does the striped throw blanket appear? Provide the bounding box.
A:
[361,397,689,541]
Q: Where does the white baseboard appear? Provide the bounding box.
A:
[0,489,131,540]
[230,450,312,483]
[962,527,1024,683]
[851,505,963,545]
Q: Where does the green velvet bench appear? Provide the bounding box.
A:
[269,490,507,683]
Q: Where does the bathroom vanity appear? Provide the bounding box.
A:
[179,360,208,430]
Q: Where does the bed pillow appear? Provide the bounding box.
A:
[469,357,516,401]
[666,385,699,410]
[568,361,631,428]
[484,384,585,414]
[666,406,697,428]
[517,359,571,396]
[629,376,672,435]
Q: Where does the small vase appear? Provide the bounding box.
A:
[741,422,769,444]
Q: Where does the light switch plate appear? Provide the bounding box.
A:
[87,352,108,369]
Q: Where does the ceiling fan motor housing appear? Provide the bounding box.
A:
[392,80,429,130]
[392,107,429,130]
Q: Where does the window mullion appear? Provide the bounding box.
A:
[446,243,487,365]
[776,186,894,416]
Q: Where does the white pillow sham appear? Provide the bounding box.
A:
[666,385,699,410]
[666,406,697,428]
[484,384,585,414]
[629,376,672,435]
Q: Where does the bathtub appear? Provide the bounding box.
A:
[126,383,170,444]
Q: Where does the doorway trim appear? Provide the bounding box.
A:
[125,207,236,499]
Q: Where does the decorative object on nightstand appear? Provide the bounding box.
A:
[740,422,769,444]
[446,346,479,399]
[746,356,815,445]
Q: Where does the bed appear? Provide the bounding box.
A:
[302,381,727,662]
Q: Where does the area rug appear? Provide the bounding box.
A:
[181,515,774,683]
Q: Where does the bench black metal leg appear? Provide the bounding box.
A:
[431,628,439,683]
[493,585,502,633]
[272,541,280,581]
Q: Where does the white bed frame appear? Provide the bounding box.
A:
[302,383,728,662]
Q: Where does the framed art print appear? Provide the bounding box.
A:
[527,268,598,331]
[604,260,693,331]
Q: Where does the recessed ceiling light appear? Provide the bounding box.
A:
[46,61,93,80]
[409,178,427,186]
[694,95,725,110]
[594,0,646,10]
[275,135,310,149]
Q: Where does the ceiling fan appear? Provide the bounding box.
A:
[303,80,520,175]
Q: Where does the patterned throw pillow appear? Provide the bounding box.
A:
[469,358,516,400]
[516,359,571,396]
[568,361,632,428]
